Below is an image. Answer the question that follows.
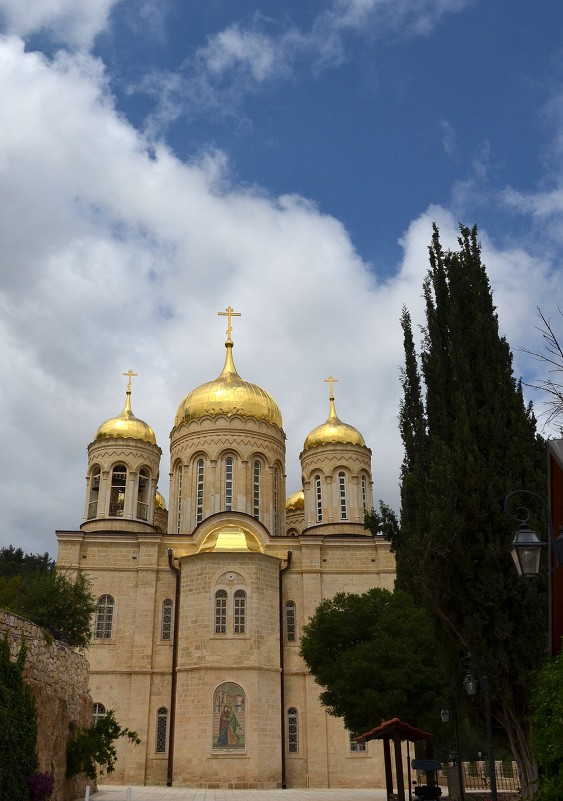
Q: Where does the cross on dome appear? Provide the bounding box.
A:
[218,306,241,342]
[122,369,138,393]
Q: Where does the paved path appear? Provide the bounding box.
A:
[82,787,391,801]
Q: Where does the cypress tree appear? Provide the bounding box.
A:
[391,224,547,799]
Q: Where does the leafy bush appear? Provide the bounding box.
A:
[66,710,140,780]
[531,647,563,800]
[27,771,54,801]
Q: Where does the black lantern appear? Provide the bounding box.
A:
[508,522,544,577]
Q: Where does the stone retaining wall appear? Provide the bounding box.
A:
[0,610,92,801]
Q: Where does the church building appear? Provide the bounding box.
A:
[56,308,395,789]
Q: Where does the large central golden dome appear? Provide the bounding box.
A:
[174,340,282,429]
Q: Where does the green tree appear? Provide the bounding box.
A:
[299,587,448,737]
[379,224,547,798]
[0,547,96,649]
[530,647,563,800]
[0,637,38,801]
[66,710,140,780]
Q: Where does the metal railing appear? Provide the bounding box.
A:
[462,761,520,792]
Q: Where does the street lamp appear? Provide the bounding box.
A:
[504,489,563,655]
[460,658,498,801]
[440,708,465,801]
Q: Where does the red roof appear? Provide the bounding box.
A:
[355,717,432,743]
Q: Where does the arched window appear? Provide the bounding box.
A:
[156,707,168,753]
[88,467,100,519]
[253,460,260,519]
[161,599,173,641]
[95,595,114,639]
[196,459,205,524]
[215,589,227,634]
[137,468,150,521]
[287,707,299,753]
[224,457,233,511]
[285,600,296,642]
[175,463,183,535]
[339,471,348,520]
[315,475,322,523]
[361,474,368,513]
[93,702,106,724]
[109,465,127,517]
[273,466,279,534]
[233,589,246,634]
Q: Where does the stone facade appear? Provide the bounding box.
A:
[56,331,396,789]
[0,610,92,801]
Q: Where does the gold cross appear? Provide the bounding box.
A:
[122,369,138,392]
[324,375,338,398]
[218,306,242,341]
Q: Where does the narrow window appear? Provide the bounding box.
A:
[233,589,246,634]
[215,589,227,634]
[109,465,126,517]
[361,474,368,513]
[88,467,100,519]
[253,460,260,519]
[349,734,367,752]
[95,595,114,639]
[137,468,149,521]
[273,467,279,534]
[287,707,299,753]
[176,464,182,535]
[161,598,173,641]
[339,472,348,520]
[285,600,296,642]
[155,707,168,754]
[315,475,322,523]
[93,702,106,724]
[224,457,233,511]
[196,459,204,524]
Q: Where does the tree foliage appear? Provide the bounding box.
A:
[0,547,96,649]
[66,710,140,780]
[0,637,38,801]
[386,224,547,798]
[530,647,563,800]
[299,587,448,736]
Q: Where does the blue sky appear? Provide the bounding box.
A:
[0,0,562,554]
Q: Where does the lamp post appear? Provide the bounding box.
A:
[460,657,498,801]
[504,489,563,655]
[440,707,465,801]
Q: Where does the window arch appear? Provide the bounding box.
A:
[196,458,205,524]
[224,456,234,511]
[93,702,106,723]
[285,600,296,642]
[253,460,260,519]
[175,462,183,535]
[161,598,173,641]
[233,590,246,634]
[215,589,227,634]
[109,465,127,517]
[273,466,280,534]
[95,595,114,639]
[338,471,348,520]
[137,468,150,521]
[88,467,101,520]
[315,475,323,523]
[287,707,299,753]
[361,473,368,513]
[155,707,168,754]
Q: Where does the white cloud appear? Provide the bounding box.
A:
[0,0,120,49]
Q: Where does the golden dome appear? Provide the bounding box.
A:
[303,395,365,452]
[174,340,282,429]
[197,523,264,553]
[155,489,167,510]
[95,389,156,445]
[286,490,304,511]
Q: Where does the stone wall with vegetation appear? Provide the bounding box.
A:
[0,609,92,801]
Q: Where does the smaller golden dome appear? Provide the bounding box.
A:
[95,388,156,445]
[198,523,264,554]
[155,489,167,510]
[286,490,304,511]
[303,394,365,452]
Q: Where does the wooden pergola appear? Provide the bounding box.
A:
[356,717,433,801]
